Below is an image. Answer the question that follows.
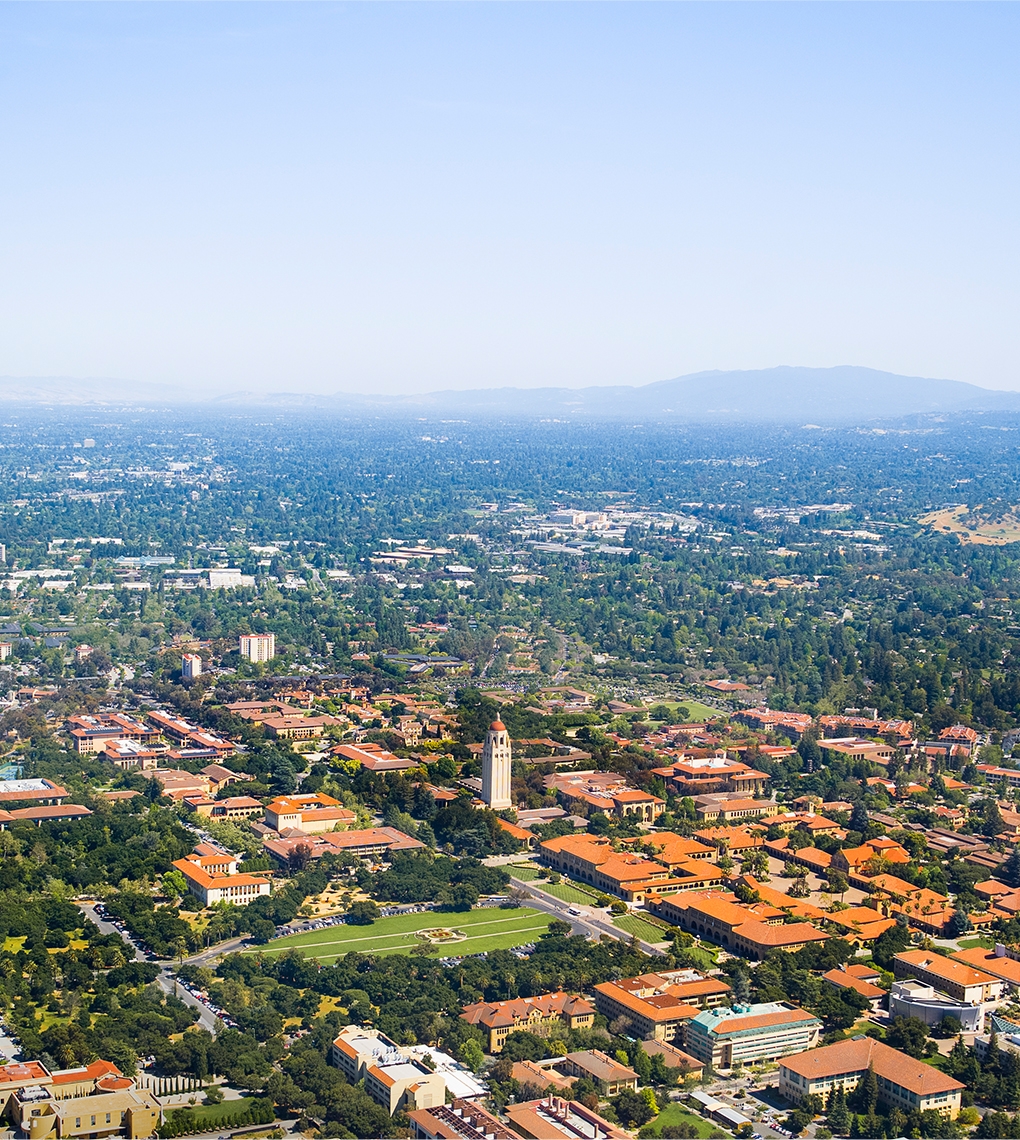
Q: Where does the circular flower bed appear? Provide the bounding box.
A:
[417,928,467,944]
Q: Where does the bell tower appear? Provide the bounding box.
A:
[481,719,512,810]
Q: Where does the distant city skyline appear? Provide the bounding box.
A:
[0,4,1018,396]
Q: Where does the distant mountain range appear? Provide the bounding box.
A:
[3,366,1020,423]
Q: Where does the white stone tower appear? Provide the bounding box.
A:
[481,718,513,810]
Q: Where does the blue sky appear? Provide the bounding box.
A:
[0,3,1018,395]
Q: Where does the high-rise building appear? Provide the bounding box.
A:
[182,654,203,680]
[481,719,512,810]
[239,633,275,662]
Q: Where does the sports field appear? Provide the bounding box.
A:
[248,906,550,962]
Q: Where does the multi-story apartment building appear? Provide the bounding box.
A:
[779,1038,964,1119]
[685,1003,822,1068]
[181,654,202,680]
[238,633,275,662]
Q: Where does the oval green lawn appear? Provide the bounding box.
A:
[247,906,550,961]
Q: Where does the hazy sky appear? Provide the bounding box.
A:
[1,3,1019,396]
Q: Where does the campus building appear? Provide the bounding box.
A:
[502,1097,629,1140]
[264,793,357,834]
[538,833,726,903]
[182,795,264,821]
[330,1027,446,1115]
[651,755,770,798]
[779,1038,965,1119]
[0,1059,161,1140]
[66,713,160,755]
[593,972,730,1042]
[460,992,596,1053]
[263,825,424,866]
[685,1003,822,1069]
[171,845,270,907]
[653,890,830,959]
[408,1100,517,1140]
[893,950,1004,1004]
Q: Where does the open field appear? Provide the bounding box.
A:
[247,907,550,962]
[958,935,995,950]
[614,913,668,942]
[536,881,598,905]
[920,505,1020,545]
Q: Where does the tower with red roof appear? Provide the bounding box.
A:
[481,718,512,810]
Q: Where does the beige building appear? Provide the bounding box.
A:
[558,1051,637,1095]
[593,972,730,1042]
[0,1060,160,1140]
[460,992,595,1053]
[779,1038,964,1119]
[183,795,264,821]
[264,794,356,834]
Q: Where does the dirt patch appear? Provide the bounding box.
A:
[920,505,1020,545]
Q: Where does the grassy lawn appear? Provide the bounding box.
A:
[535,881,598,905]
[639,1103,723,1138]
[958,936,995,949]
[172,1098,256,1124]
[614,913,668,942]
[671,699,727,722]
[248,906,550,962]
[681,943,719,970]
[509,864,542,881]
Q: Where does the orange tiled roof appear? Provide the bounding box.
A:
[895,949,1000,987]
[781,1038,964,1097]
[951,947,1020,985]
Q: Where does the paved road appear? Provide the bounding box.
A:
[77,902,222,1035]
[508,876,666,954]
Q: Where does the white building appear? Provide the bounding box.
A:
[208,568,254,589]
[331,1027,447,1115]
[181,654,202,680]
[239,633,275,662]
[0,643,12,660]
[481,718,512,810]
